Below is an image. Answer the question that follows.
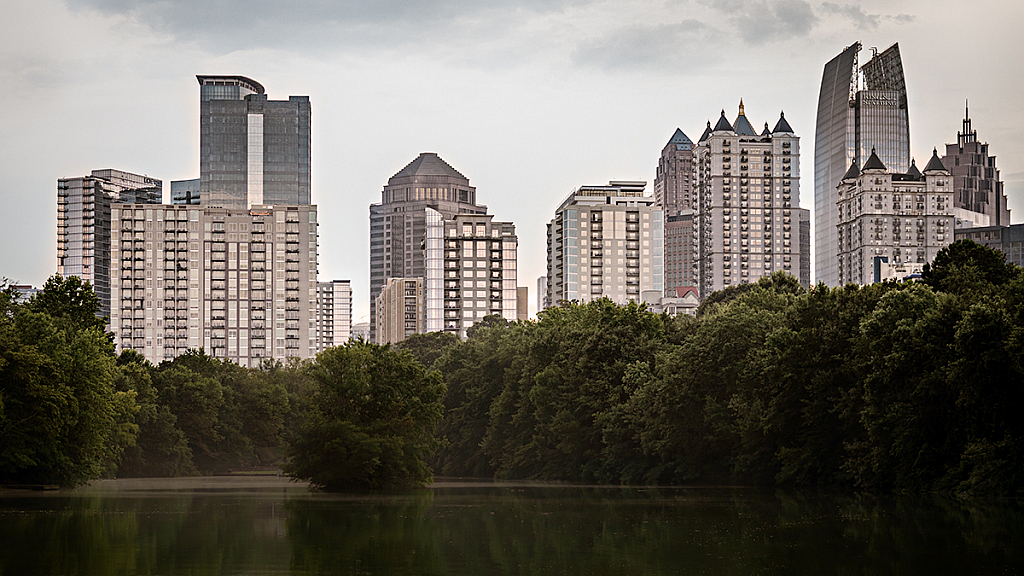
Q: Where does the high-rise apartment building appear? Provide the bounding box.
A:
[695,104,810,297]
[198,75,311,209]
[57,169,162,319]
[942,104,1010,228]
[836,149,953,284]
[109,203,318,366]
[546,181,663,307]
[815,42,911,286]
[369,153,488,342]
[171,178,201,205]
[375,277,425,345]
[654,128,697,296]
[424,208,518,338]
[316,280,352,352]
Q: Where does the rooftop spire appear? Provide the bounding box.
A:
[738,99,745,116]
[959,99,976,146]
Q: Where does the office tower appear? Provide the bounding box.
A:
[654,128,698,296]
[837,149,953,284]
[198,75,311,209]
[171,178,201,205]
[57,169,162,319]
[546,181,663,306]
[942,103,1010,228]
[369,152,488,342]
[316,280,352,352]
[815,42,911,286]
[695,103,810,297]
[109,203,318,366]
[424,208,518,338]
[375,278,425,345]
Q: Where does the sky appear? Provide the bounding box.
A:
[2,0,1022,323]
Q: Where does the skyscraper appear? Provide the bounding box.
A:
[198,75,311,209]
[368,152,487,342]
[57,169,162,319]
[695,103,810,296]
[546,181,663,307]
[942,103,1010,228]
[814,42,910,286]
[654,128,697,296]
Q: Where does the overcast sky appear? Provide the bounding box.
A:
[2,0,1022,322]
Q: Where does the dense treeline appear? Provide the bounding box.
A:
[4,240,1024,496]
[1,276,443,489]
[433,241,1024,497]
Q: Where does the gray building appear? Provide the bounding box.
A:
[316,280,352,352]
[695,103,810,297]
[815,42,911,286]
[943,104,1010,228]
[546,181,663,307]
[198,75,311,209]
[955,224,1024,268]
[57,169,162,319]
[369,152,487,342]
[654,128,698,296]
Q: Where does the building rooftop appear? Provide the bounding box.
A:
[390,152,468,182]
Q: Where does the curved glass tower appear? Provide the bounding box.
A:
[814,42,910,286]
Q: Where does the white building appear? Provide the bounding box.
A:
[695,103,811,297]
[425,208,518,338]
[316,280,352,352]
[837,149,954,284]
[545,181,663,308]
[109,204,318,366]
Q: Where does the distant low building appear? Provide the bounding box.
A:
[955,224,1024,268]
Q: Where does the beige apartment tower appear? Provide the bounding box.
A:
[375,277,426,345]
[109,204,318,366]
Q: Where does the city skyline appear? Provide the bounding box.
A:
[3,0,1023,322]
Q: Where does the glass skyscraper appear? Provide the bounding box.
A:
[814,42,910,286]
[198,75,311,209]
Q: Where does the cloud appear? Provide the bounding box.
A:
[707,0,818,45]
[819,3,879,29]
[571,19,724,72]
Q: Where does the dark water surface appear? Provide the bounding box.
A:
[1,476,1022,575]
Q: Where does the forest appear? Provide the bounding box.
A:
[3,240,1024,497]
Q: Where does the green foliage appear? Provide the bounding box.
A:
[922,239,1018,293]
[393,331,460,369]
[285,341,445,490]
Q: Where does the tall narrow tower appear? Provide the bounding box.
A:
[198,75,311,209]
[814,42,910,286]
[654,128,697,296]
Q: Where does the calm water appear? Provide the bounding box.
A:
[1,476,1022,575]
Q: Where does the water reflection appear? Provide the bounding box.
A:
[1,478,1022,575]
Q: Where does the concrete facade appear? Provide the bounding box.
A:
[375,277,425,345]
[943,105,1010,228]
[109,203,318,366]
[695,103,810,297]
[57,169,162,319]
[955,224,1024,268]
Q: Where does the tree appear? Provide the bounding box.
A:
[922,240,1017,293]
[393,331,460,369]
[285,341,445,490]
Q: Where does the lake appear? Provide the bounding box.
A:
[1,476,1022,575]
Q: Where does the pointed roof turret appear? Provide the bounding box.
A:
[923,148,947,172]
[905,158,921,180]
[713,110,734,132]
[862,147,887,171]
[699,121,713,143]
[761,122,771,136]
[733,99,756,136]
[772,111,794,134]
[667,128,693,148]
[841,160,860,181]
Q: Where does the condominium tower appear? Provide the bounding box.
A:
[57,169,162,319]
[654,128,698,296]
[836,149,953,284]
[109,204,318,366]
[695,103,810,297]
[546,181,663,307]
[368,152,487,342]
[815,42,911,286]
[316,280,352,351]
[198,75,311,209]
